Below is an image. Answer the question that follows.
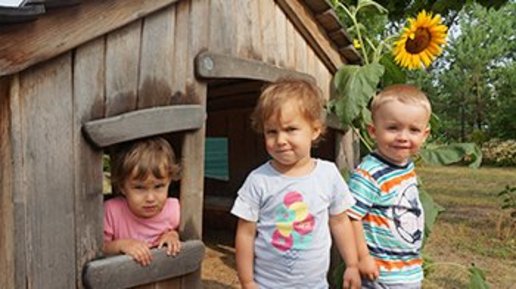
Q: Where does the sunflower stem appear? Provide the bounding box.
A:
[337,2,369,64]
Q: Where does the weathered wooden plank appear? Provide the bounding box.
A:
[138,6,176,108]
[276,0,343,73]
[275,3,288,67]
[285,17,297,69]
[0,0,180,76]
[339,44,362,65]
[196,51,315,83]
[73,37,105,289]
[83,240,205,289]
[105,20,141,117]
[179,0,207,245]
[7,75,26,289]
[315,9,342,32]
[209,0,235,55]
[0,76,15,289]
[83,105,205,148]
[235,0,253,59]
[259,0,277,65]
[334,129,359,172]
[171,0,189,105]
[248,0,262,60]
[20,52,76,288]
[294,29,308,73]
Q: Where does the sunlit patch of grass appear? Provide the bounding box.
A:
[418,165,516,289]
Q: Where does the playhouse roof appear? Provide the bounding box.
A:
[0,0,361,77]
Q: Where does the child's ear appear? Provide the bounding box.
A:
[311,122,322,141]
[423,126,431,141]
[367,123,376,139]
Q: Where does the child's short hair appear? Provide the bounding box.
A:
[371,84,432,121]
[251,78,326,135]
[110,136,180,194]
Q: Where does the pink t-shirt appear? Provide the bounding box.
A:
[103,197,180,247]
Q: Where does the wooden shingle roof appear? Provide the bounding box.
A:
[0,0,361,76]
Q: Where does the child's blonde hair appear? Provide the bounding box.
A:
[371,84,432,122]
[251,78,326,138]
[110,136,180,195]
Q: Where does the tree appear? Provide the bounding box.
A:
[415,2,515,142]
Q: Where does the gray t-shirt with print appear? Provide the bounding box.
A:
[231,159,355,289]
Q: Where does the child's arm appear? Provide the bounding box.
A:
[330,212,361,289]
[351,219,379,280]
[235,219,258,289]
[157,229,181,256]
[103,239,153,266]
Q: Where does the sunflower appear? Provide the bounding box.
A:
[393,10,448,70]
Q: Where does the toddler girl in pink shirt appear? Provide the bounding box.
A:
[103,136,181,266]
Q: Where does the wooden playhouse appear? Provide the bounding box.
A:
[0,0,360,288]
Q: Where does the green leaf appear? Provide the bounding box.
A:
[419,143,483,168]
[357,0,388,14]
[332,262,346,288]
[468,265,489,289]
[379,54,406,87]
[333,63,384,126]
[419,186,444,240]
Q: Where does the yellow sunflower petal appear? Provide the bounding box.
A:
[392,10,448,70]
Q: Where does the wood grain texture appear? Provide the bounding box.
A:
[19,52,76,289]
[0,0,180,76]
[276,0,343,73]
[0,76,15,289]
[105,20,141,117]
[83,105,205,148]
[83,240,205,289]
[196,51,315,83]
[73,37,105,289]
[138,6,176,108]
[178,0,208,245]
[7,75,26,289]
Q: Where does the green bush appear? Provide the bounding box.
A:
[481,139,516,167]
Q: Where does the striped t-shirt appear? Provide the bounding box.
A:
[347,153,424,284]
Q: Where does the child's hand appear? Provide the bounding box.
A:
[118,239,153,266]
[359,255,379,281]
[240,280,259,289]
[157,230,181,256]
[342,266,361,289]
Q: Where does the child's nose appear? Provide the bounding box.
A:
[145,191,156,201]
[397,130,409,141]
[276,132,287,144]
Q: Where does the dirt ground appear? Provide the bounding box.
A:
[202,227,240,289]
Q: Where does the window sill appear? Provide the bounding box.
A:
[83,240,205,289]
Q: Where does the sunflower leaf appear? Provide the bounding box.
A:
[379,54,406,86]
[333,63,384,126]
[419,143,482,168]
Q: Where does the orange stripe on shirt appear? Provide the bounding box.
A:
[356,168,374,181]
[379,171,416,193]
[376,258,423,271]
[364,213,389,227]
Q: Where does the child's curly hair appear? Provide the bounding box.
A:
[110,136,181,195]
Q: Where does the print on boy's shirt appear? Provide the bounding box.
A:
[271,191,315,252]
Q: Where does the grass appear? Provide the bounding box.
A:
[418,165,516,289]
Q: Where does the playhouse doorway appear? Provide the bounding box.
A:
[202,78,337,234]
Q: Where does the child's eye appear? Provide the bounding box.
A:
[286,127,298,132]
[410,127,422,133]
[154,183,166,189]
[265,129,277,135]
[133,185,146,190]
[387,125,398,131]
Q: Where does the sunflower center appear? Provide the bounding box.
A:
[405,28,431,54]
